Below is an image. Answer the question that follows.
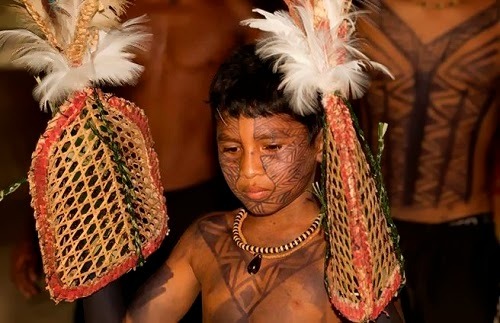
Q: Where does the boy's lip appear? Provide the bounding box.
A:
[242,187,272,201]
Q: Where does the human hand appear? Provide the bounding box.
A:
[10,236,41,299]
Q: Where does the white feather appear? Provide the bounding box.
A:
[50,0,86,45]
[51,0,130,43]
[242,2,392,116]
[0,15,151,112]
[91,0,130,29]
[246,9,297,35]
[91,17,151,86]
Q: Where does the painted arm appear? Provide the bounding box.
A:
[124,225,201,323]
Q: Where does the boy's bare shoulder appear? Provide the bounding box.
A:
[196,210,238,232]
[179,210,240,276]
[178,209,239,247]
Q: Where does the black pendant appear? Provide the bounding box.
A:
[247,254,262,274]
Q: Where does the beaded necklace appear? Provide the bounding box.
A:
[232,208,323,274]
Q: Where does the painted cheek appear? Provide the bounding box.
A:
[215,117,241,194]
[219,154,240,193]
[260,154,284,183]
[262,142,316,203]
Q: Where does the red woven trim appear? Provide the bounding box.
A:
[30,88,168,301]
[329,268,403,321]
[324,94,404,321]
[330,296,366,322]
[50,240,164,301]
[30,90,88,301]
[370,268,403,319]
[325,94,374,292]
[49,255,136,301]
[324,94,374,320]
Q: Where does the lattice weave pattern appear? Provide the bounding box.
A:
[29,88,168,301]
[324,126,357,303]
[323,94,402,321]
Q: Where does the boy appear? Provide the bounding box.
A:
[125,45,403,323]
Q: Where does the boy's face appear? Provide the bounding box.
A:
[216,114,322,215]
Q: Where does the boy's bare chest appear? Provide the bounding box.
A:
[194,219,339,322]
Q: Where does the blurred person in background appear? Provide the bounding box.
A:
[357,0,499,322]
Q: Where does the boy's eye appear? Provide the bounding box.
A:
[263,144,282,151]
[222,147,239,153]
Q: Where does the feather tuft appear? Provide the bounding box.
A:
[91,0,130,29]
[48,0,130,40]
[243,1,392,116]
[8,0,61,47]
[0,15,151,112]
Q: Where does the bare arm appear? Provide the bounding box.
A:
[124,225,201,323]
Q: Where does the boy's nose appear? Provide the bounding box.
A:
[240,150,264,178]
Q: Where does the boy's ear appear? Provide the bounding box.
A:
[314,129,324,163]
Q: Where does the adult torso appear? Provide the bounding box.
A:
[359,0,498,223]
[124,0,252,190]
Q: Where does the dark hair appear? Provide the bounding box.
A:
[209,44,323,143]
